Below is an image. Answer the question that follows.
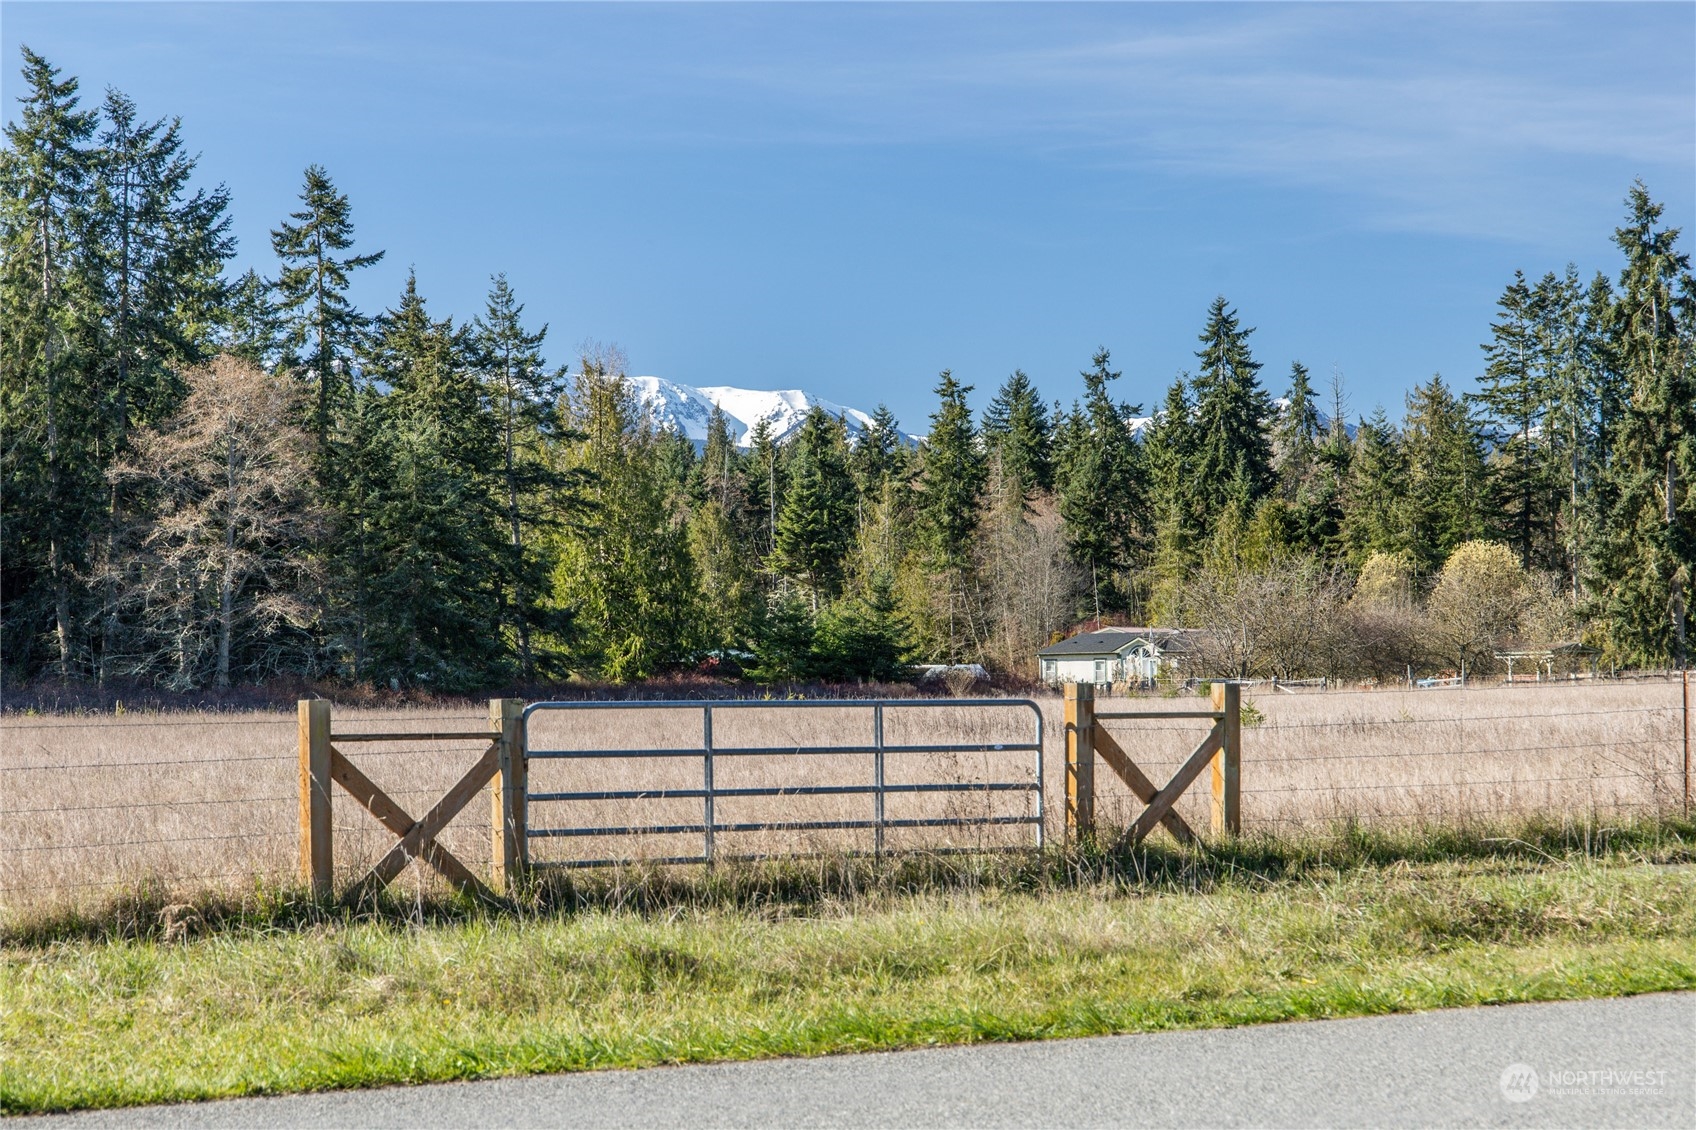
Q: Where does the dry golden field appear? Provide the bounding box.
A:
[1,678,1687,919]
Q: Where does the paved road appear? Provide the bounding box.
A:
[22,994,1693,1128]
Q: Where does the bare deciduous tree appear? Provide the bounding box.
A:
[1182,554,1352,679]
[105,354,321,687]
[980,493,1082,677]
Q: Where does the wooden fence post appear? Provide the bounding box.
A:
[298,699,332,897]
[490,698,527,892]
[1210,683,1241,836]
[1683,668,1690,819]
[1065,682,1095,840]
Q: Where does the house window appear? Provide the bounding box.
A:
[1040,659,1056,683]
[1093,659,1109,684]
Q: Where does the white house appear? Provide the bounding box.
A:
[1037,627,1196,689]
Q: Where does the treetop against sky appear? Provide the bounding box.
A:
[3,1,1690,430]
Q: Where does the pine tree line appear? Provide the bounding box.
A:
[3,50,1692,691]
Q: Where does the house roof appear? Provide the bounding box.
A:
[1037,627,1196,658]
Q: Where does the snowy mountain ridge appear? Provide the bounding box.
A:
[622,376,914,449]
[616,378,1355,453]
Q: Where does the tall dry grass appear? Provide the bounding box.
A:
[1,679,1686,919]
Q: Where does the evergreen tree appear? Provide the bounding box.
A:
[1402,376,1490,574]
[1057,348,1144,618]
[1190,297,1274,534]
[219,268,284,369]
[1143,375,1198,619]
[1340,409,1411,568]
[552,363,701,679]
[93,88,233,438]
[1305,396,1354,560]
[1475,271,1552,570]
[688,497,758,658]
[1531,266,1605,596]
[981,369,1052,499]
[850,403,906,498]
[1593,182,1696,666]
[271,165,384,446]
[699,402,742,511]
[918,370,985,572]
[812,578,913,682]
[917,370,986,658]
[0,47,101,678]
[1273,361,1321,501]
[473,273,573,678]
[773,407,856,604]
[355,275,506,688]
[741,416,783,563]
[746,592,816,683]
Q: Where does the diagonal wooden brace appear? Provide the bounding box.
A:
[334,743,499,902]
[1121,724,1223,848]
[1091,729,1196,844]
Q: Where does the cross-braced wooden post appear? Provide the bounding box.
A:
[1211,682,1242,836]
[1083,682,1242,848]
[490,698,528,892]
[298,699,333,897]
[296,699,524,905]
[1064,682,1095,840]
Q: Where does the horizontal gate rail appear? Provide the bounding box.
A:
[528,742,1034,759]
[530,782,1037,802]
[519,698,1043,868]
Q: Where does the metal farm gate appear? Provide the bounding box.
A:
[516,698,1045,869]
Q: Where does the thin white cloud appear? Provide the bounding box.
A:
[641,4,1693,241]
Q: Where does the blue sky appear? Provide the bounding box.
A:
[4,2,1692,431]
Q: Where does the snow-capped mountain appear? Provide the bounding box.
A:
[623,376,913,449]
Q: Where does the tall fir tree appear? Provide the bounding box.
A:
[1475,271,1554,570]
[472,273,572,678]
[1190,297,1274,537]
[773,407,856,605]
[552,362,701,679]
[354,274,507,688]
[917,370,986,658]
[1340,409,1411,569]
[93,88,232,440]
[270,165,384,447]
[1531,266,1606,597]
[1402,376,1491,574]
[1057,348,1144,619]
[1593,182,1696,666]
[1143,375,1198,619]
[981,370,1052,500]
[1273,361,1321,501]
[741,416,783,564]
[698,402,742,511]
[850,403,907,499]
[1,47,102,678]
[219,268,284,369]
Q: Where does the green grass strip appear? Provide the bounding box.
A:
[6,852,1695,1114]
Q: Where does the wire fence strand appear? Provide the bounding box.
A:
[3,685,1686,910]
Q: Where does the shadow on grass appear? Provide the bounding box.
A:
[8,813,1692,948]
